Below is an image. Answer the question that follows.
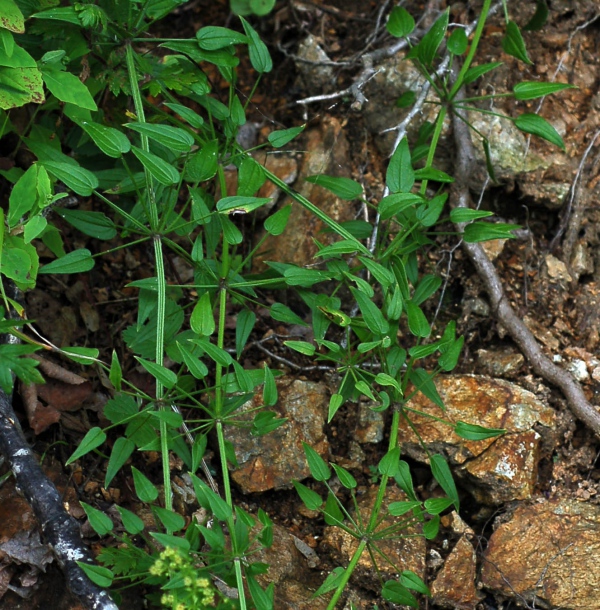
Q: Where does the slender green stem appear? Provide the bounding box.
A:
[126,44,172,515]
[449,0,493,99]
[326,539,368,610]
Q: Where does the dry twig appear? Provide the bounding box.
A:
[450,88,600,438]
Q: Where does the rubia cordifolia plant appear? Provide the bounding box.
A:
[0,0,569,607]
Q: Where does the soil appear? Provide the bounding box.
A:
[2,1,600,608]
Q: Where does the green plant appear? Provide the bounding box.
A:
[0,0,568,608]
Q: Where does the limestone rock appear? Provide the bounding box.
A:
[482,498,600,610]
[431,535,481,610]
[224,379,329,493]
[398,375,555,504]
[322,486,425,591]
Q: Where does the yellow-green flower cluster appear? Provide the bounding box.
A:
[149,547,215,609]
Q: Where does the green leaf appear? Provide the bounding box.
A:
[438,336,464,371]
[263,365,277,406]
[40,247,95,275]
[423,514,440,539]
[375,372,401,393]
[284,340,315,356]
[401,570,430,596]
[430,454,459,511]
[154,506,186,532]
[293,480,323,511]
[424,497,454,515]
[66,427,106,465]
[42,68,97,110]
[131,466,159,503]
[196,26,248,50]
[324,491,344,526]
[331,463,357,489]
[7,164,37,228]
[447,27,468,55]
[241,17,272,73]
[191,338,233,366]
[502,20,532,65]
[62,348,99,365]
[382,580,418,607]
[409,368,444,410]
[270,302,307,325]
[115,506,144,535]
[236,309,255,358]
[350,287,389,335]
[191,434,207,474]
[104,394,138,425]
[264,204,291,235]
[283,267,329,287]
[249,0,276,16]
[217,195,271,214]
[80,502,113,536]
[79,121,130,158]
[135,357,178,389]
[413,167,453,183]
[190,292,215,337]
[186,140,218,182]
[178,342,208,379]
[388,500,422,516]
[386,137,414,194]
[449,208,493,223]
[405,300,430,337]
[267,125,305,147]
[305,175,363,200]
[395,460,417,501]
[132,146,180,185]
[0,0,24,33]
[524,0,548,31]
[378,192,422,220]
[126,123,194,152]
[238,155,266,196]
[454,421,505,440]
[56,209,117,240]
[355,380,376,401]
[164,102,204,128]
[463,221,519,243]
[151,532,190,552]
[303,442,330,481]
[251,410,286,436]
[23,216,46,243]
[417,9,449,68]
[315,239,360,259]
[412,274,442,306]
[105,437,134,487]
[358,257,395,289]
[328,393,344,423]
[386,6,414,38]
[513,81,575,100]
[514,113,565,149]
[378,447,400,477]
[42,161,98,196]
[312,567,345,598]
[109,350,122,392]
[76,562,113,588]
[462,61,503,85]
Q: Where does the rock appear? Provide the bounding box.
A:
[482,498,600,610]
[322,486,425,591]
[431,535,481,610]
[355,403,384,444]
[295,35,335,93]
[477,348,524,377]
[398,375,555,504]
[570,241,594,280]
[251,523,329,609]
[545,253,573,284]
[253,116,357,270]
[224,379,329,493]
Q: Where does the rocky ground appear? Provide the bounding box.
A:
[3,1,600,608]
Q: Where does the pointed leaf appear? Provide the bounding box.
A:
[105,437,134,487]
[386,137,414,194]
[306,175,363,200]
[132,146,180,185]
[514,113,565,149]
[430,454,459,511]
[66,427,105,465]
[303,442,330,481]
[454,421,505,440]
[502,20,532,64]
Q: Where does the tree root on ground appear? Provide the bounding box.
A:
[450,89,600,439]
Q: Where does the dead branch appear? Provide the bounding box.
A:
[0,387,118,610]
[450,89,600,438]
